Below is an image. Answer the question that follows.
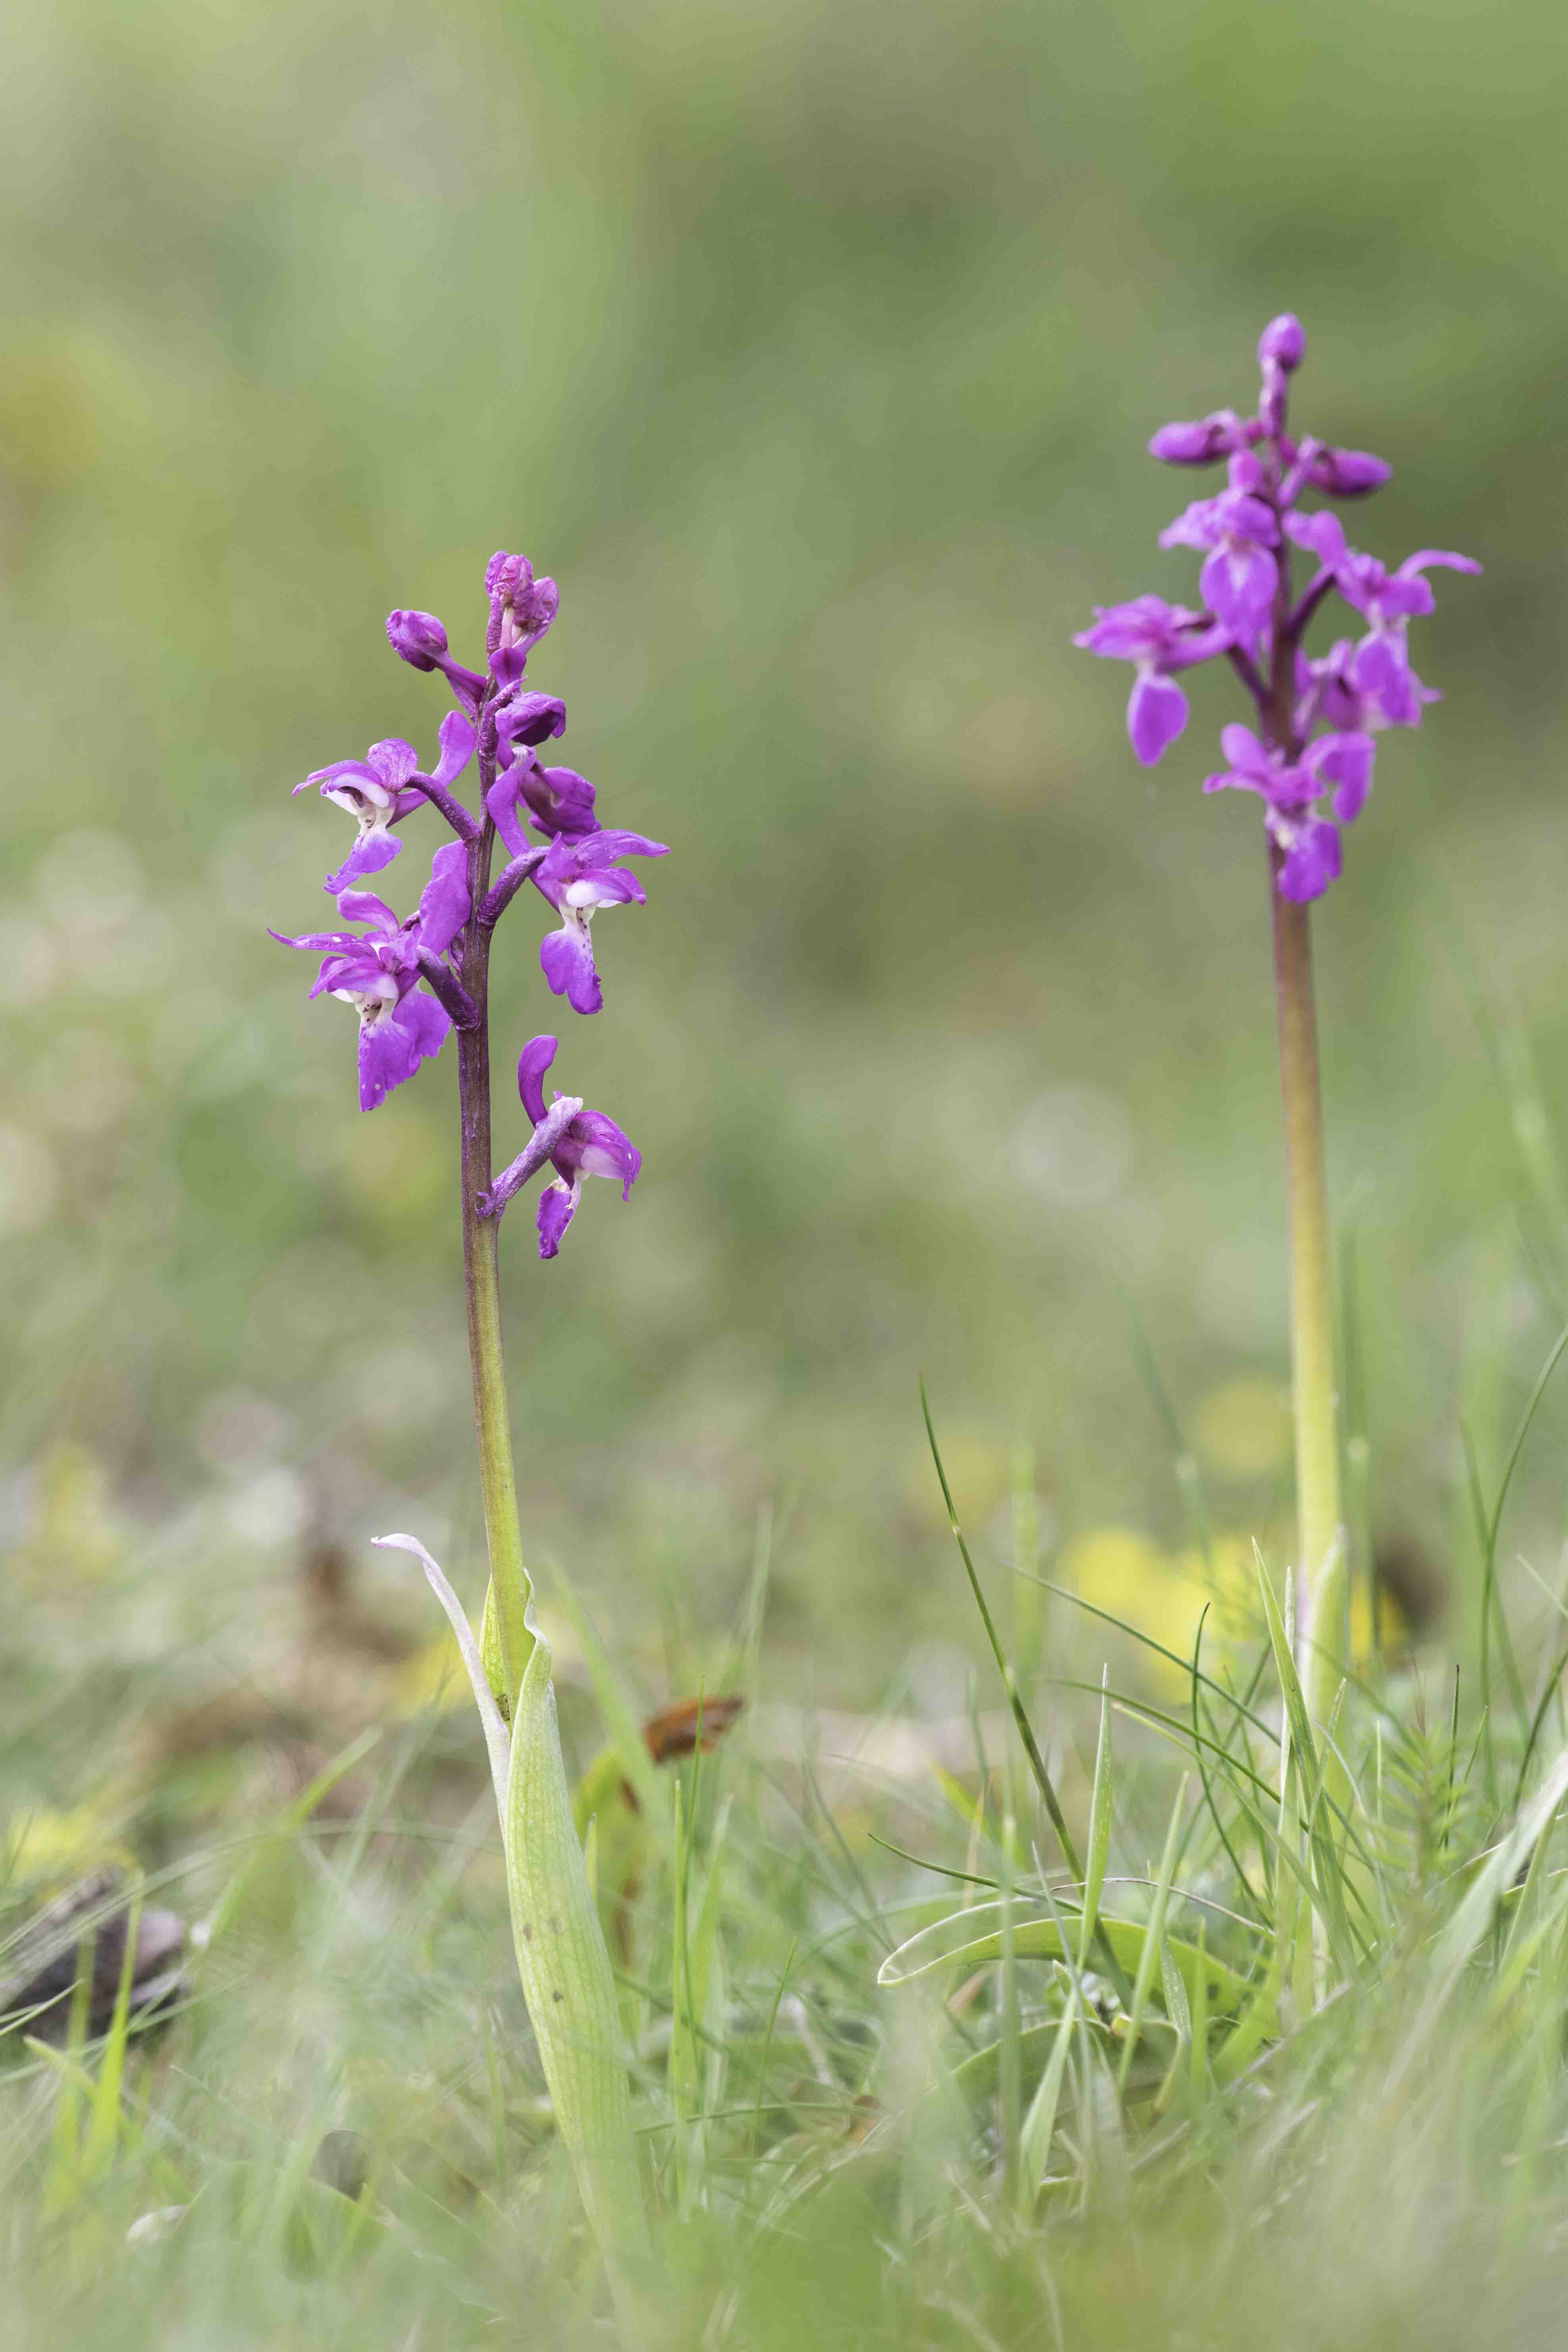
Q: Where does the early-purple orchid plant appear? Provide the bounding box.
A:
[1076,316,1478,1730]
[272,550,663,2261]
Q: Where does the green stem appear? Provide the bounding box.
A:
[459,813,531,1715]
[1269,850,1346,1728]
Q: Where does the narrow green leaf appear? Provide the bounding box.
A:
[1117,1774,1190,2093]
[1077,1669,1113,1970]
[877,1904,1257,2018]
[505,1594,646,2258]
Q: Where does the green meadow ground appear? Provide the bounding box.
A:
[8,0,1568,2339]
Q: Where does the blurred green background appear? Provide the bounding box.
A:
[4,0,1567,1712]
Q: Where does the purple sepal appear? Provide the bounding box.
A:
[417,841,472,957]
[495,689,568,753]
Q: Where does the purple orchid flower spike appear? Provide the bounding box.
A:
[532,828,669,1015]
[478,1034,640,1257]
[1072,595,1231,766]
[299,714,478,894]
[271,842,472,1110]
[1075,310,1478,898]
[272,549,664,2225]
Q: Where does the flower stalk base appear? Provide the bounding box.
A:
[1270,857,1347,1727]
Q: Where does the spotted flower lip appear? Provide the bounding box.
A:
[297,714,477,894]
[478,1034,640,1257]
[532,829,669,1016]
[270,842,471,1110]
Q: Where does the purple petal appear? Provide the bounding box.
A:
[1283,510,1349,569]
[1311,447,1392,497]
[1401,549,1482,580]
[540,924,602,1015]
[269,926,366,954]
[1350,634,1424,726]
[358,990,451,1112]
[522,765,600,839]
[387,609,449,669]
[486,765,533,858]
[1276,819,1342,903]
[536,1180,578,1259]
[496,691,567,750]
[333,887,401,932]
[417,840,471,957]
[590,829,669,861]
[1147,414,1241,466]
[1200,543,1277,636]
[1306,732,1375,825]
[566,1110,640,1197]
[324,832,401,895]
[1219,722,1269,773]
[302,758,380,794]
[365,738,420,790]
[517,1035,558,1124]
[1074,596,1188,661]
[430,710,477,789]
[1127,672,1187,766]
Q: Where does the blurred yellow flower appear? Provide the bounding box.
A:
[1195,1380,1292,1479]
[5,1801,116,1882]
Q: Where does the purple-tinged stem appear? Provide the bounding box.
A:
[411,779,482,841]
[416,949,480,1030]
[1284,567,1338,646]
[1262,516,1346,1730]
[457,733,531,1714]
[479,847,547,930]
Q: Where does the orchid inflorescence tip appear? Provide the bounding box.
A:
[1075,313,1479,902]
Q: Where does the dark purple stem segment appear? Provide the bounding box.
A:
[416,948,480,1030]
[478,847,548,930]
[411,777,482,842]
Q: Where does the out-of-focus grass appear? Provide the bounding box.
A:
[9,1421,1568,2352]
[3,0,1568,1691]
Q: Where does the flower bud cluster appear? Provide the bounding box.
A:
[1075,316,1478,900]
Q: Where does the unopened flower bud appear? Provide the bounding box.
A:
[1148,411,1249,466]
[386,609,450,671]
[1310,446,1393,498]
[1257,314,1306,373]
